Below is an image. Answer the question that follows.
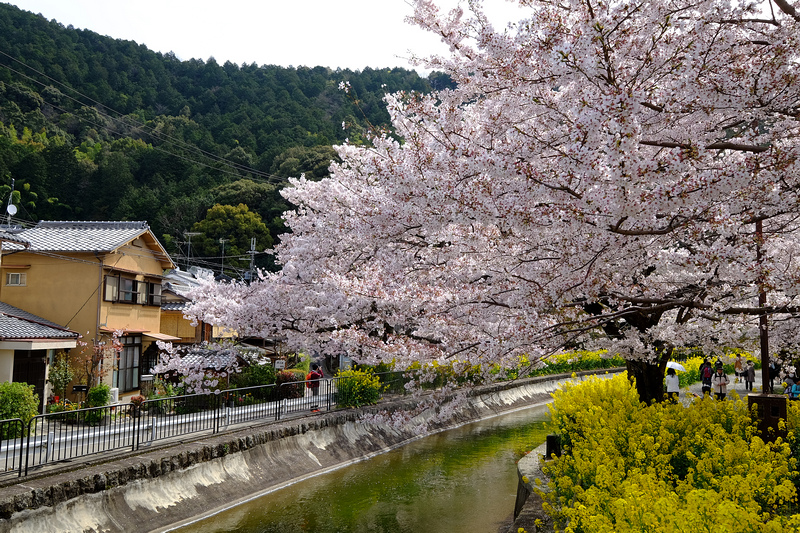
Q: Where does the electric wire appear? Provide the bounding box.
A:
[0,49,293,186]
[0,47,298,279]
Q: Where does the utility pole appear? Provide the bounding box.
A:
[219,238,227,275]
[247,237,256,282]
[183,232,201,270]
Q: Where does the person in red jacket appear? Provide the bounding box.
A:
[306,363,324,412]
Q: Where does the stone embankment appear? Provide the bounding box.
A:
[0,370,619,533]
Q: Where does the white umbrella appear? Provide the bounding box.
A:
[666,361,686,372]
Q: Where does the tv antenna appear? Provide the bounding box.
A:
[5,178,17,225]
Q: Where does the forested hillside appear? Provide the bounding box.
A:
[0,2,449,273]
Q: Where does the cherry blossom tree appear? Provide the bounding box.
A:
[187,0,800,404]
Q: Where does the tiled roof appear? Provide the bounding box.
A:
[2,221,149,253]
[161,302,188,312]
[0,229,29,246]
[0,301,80,340]
[181,348,240,369]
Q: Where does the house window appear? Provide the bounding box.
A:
[119,278,141,303]
[104,275,161,305]
[148,282,162,306]
[104,275,119,301]
[5,272,26,286]
[113,336,141,392]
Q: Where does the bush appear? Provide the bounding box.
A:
[48,351,74,400]
[232,363,276,388]
[335,369,384,407]
[542,373,800,531]
[86,383,110,407]
[0,382,39,438]
[275,370,304,400]
[231,363,277,401]
[46,400,80,423]
[84,383,110,425]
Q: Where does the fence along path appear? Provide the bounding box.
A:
[0,371,409,478]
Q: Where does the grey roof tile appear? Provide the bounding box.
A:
[2,221,149,253]
[0,301,80,340]
[0,230,29,246]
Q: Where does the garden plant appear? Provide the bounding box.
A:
[334,369,385,408]
[0,382,38,438]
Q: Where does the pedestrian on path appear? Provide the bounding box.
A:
[665,367,680,403]
[700,359,714,396]
[712,364,730,400]
[306,363,324,412]
[734,353,744,384]
[745,361,756,391]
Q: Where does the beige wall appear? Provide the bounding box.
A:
[0,251,100,336]
[0,349,13,382]
[161,311,199,342]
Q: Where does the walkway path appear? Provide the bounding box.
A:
[679,367,772,404]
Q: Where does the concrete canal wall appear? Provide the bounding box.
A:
[0,370,618,533]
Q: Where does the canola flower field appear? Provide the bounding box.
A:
[537,373,800,532]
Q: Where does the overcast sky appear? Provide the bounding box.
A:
[4,1,525,74]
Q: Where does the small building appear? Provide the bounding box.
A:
[0,301,79,411]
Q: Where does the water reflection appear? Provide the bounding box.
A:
[174,405,551,533]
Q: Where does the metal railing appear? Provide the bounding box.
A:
[0,371,412,479]
[0,418,24,477]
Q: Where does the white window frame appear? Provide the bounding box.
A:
[6,272,27,286]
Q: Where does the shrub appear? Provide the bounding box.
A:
[232,363,276,388]
[48,351,74,400]
[86,383,111,407]
[231,363,277,401]
[0,382,39,438]
[275,370,303,400]
[335,369,384,408]
[84,383,110,425]
[542,373,800,531]
[46,400,80,423]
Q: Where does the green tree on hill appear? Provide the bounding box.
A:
[189,203,273,273]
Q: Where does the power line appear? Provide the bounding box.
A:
[0,50,294,186]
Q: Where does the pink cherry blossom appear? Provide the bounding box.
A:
[186,0,800,402]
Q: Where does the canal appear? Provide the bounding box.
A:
[170,404,551,533]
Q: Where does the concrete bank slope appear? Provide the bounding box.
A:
[0,369,618,533]
[510,443,555,533]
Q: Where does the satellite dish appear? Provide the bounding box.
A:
[6,204,17,216]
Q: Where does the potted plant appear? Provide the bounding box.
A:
[129,394,146,418]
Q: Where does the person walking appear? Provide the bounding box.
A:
[734,353,744,385]
[712,364,730,400]
[745,360,756,392]
[769,360,780,393]
[792,381,800,401]
[306,363,324,412]
[700,359,714,396]
[665,367,680,403]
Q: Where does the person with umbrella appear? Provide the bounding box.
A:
[665,367,680,403]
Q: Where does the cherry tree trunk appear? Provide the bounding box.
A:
[626,360,665,405]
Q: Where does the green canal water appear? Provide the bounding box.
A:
[173,405,551,533]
